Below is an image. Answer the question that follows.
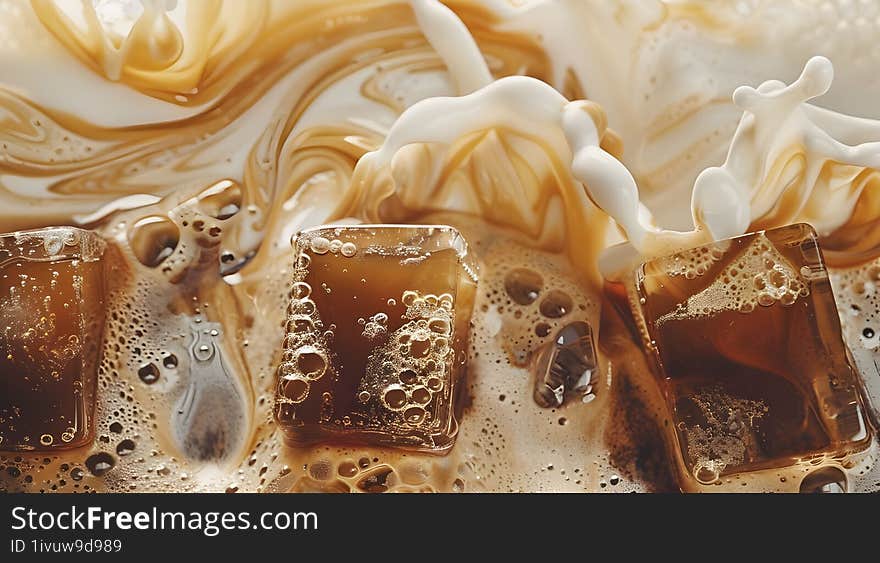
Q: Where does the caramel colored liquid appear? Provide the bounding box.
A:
[0,257,104,451]
[636,225,870,485]
[275,225,477,453]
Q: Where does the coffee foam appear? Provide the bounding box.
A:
[655,235,809,324]
[1,0,880,493]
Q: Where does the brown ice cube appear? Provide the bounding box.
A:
[631,224,870,487]
[274,225,478,453]
[0,227,106,451]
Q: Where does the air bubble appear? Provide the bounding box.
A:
[504,268,543,305]
[410,338,430,357]
[138,363,160,384]
[297,349,327,379]
[309,460,333,480]
[800,466,847,493]
[340,242,357,257]
[428,318,451,335]
[356,466,394,493]
[399,369,418,385]
[310,237,331,254]
[403,406,426,425]
[282,377,310,403]
[162,354,178,369]
[411,386,431,405]
[43,234,64,255]
[383,387,407,410]
[291,282,312,300]
[338,461,359,478]
[693,463,720,485]
[539,290,573,318]
[116,439,136,456]
[296,252,311,270]
[85,452,115,477]
[287,317,314,334]
[426,377,443,391]
[769,269,787,288]
[291,299,316,316]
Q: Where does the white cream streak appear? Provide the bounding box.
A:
[381,2,880,261]
[409,0,493,94]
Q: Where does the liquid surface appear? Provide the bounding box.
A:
[1,0,880,493]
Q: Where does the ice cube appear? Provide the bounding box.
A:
[0,227,106,451]
[532,321,597,408]
[631,224,870,487]
[274,225,478,453]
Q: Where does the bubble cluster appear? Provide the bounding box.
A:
[476,239,595,367]
[276,262,332,411]
[683,387,768,485]
[657,235,809,324]
[361,312,388,339]
[359,291,455,431]
[434,219,623,492]
[305,234,358,258]
[656,241,728,279]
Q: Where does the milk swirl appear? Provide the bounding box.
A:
[1,0,880,493]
